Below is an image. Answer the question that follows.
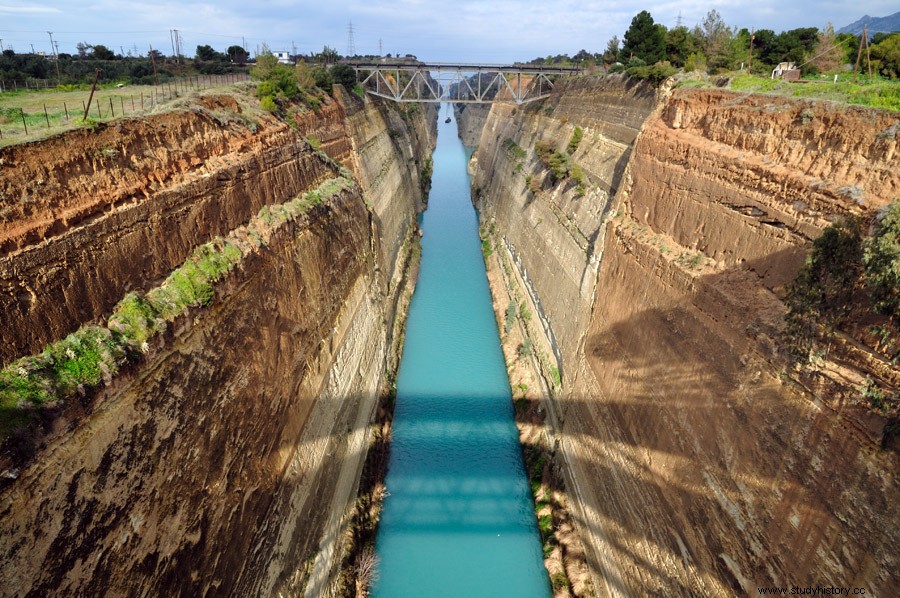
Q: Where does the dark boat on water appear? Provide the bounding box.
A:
[445,117,452,123]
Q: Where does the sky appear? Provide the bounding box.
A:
[1,1,898,63]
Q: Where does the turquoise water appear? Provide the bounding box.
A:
[372,107,550,597]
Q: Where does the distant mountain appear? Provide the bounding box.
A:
[838,11,900,37]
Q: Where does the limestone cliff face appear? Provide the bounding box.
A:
[472,78,899,595]
[473,76,658,378]
[453,103,490,147]
[0,90,435,596]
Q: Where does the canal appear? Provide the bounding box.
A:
[372,106,550,597]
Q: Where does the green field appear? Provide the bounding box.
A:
[677,72,900,112]
[0,74,248,147]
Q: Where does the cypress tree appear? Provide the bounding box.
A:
[622,10,666,64]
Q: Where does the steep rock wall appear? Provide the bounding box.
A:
[473,79,899,595]
[453,103,490,147]
[0,91,435,596]
[0,96,335,366]
[346,97,436,287]
[473,76,658,375]
[1,190,375,596]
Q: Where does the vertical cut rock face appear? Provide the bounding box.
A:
[472,77,899,595]
[473,76,658,372]
[0,91,436,596]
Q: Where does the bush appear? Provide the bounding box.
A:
[420,157,433,195]
[331,63,357,89]
[505,300,516,333]
[311,66,333,90]
[518,338,533,358]
[503,138,527,159]
[570,163,585,185]
[109,293,157,344]
[535,141,570,182]
[626,61,677,86]
[481,237,493,258]
[684,52,707,73]
[567,126,583,154]
[864,200,900,316]
[260,95,277,112]
[551,572,569,591]
[625,57,647,68]
[550,366,561,386]
[784,217,863,359]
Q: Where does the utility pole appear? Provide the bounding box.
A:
[748,27,755,70]
[292,40,297,63]
[864,28,872,80]
[149,44,159,85]
[83,69,101,120]
[378,38,383,56]
[853,25,866,82]
[47,32,61,85]
[0,39,4,52]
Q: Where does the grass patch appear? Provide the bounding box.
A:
[727,73,900,112]
[481,237,493,258]
[550,366,561,387]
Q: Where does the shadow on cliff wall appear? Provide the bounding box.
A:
[530,248,899,593]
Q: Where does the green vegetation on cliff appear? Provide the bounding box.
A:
[784,199,900,417]
[251,44,357,114]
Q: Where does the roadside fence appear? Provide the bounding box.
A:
[0,73,251,144]
[0,79,55,92]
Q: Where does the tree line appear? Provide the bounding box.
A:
[527,10,900,79]
[0,42,353,87]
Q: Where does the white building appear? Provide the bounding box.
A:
[272,51,292,64]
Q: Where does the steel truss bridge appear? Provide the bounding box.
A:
[347,62,583,105]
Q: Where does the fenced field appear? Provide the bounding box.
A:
[0,73,250,146]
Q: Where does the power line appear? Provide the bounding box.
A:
[347,21,355,56]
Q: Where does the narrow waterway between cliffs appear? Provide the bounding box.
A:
[372,106,550,597]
